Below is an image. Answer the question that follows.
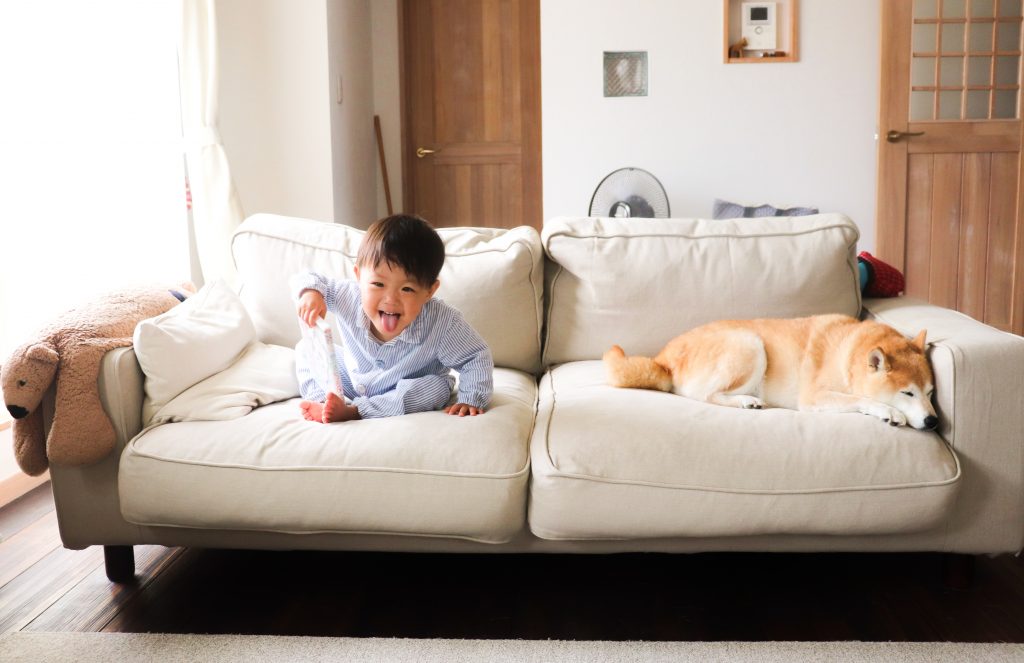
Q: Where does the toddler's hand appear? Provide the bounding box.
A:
[446,403,485,417]
[297,290,326,327]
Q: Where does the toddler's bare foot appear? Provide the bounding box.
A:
[300,400,325,422]
[323,391,361,423]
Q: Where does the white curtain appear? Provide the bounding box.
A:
[179,0,245,286]
[0,1,187,480]
[0,1,188,359]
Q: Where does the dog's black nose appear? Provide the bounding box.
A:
[7,404,28,419]
[923,415,939,430]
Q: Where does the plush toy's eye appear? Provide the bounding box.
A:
[17,380,27,387]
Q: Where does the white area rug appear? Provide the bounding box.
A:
[2,632,1023,662]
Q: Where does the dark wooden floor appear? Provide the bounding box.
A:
[3,482,1024,641]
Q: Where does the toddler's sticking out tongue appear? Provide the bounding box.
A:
[381,312,399,333]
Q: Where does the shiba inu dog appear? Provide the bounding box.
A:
[603,314,939,430]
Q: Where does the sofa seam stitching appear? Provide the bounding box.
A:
[232,225,539,262]
[537,463,961,495]
[541,222,859,245]
[124,444,532,480]
[120,520,515,545]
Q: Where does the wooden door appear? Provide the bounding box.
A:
[400,0,541,230]
[877,0,1024,334]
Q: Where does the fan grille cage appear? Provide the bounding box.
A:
[588,168,670,218]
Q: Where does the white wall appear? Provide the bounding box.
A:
[215,2,882,249]
[372,0,403,219]
[541,1,882,251]
[327,0,378,228]
[217,0,378,226]
[218,0,335,222]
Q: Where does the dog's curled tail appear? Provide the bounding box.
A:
[602,345,674,392]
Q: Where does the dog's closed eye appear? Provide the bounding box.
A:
[900,390,914,397]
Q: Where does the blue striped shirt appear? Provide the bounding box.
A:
[291,273,493,417]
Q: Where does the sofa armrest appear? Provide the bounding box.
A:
[863,296,1024,552]
[49,346,147,549]
[97,346,145,452]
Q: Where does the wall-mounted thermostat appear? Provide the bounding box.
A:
[741,2,777,51]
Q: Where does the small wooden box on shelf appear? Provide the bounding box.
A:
[724,0,799,64]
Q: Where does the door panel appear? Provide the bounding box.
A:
[905,154,934,302]
[928,153,963,310]
[402,0,541,230]
[988,151,1020,328]
[957,152,991,320]
[431,162,523,228]
[877,0,1024,334]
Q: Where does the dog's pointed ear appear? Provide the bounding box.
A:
[911,329,927,351]
[868,348,887,372]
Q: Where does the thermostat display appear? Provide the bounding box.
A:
[742,2,777,51]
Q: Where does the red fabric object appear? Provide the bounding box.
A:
[859,251,905,297]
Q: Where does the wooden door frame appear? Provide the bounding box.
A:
[397,0,543,228]
[397,0,410,215]
[875,0,1024,333]
[875,0,913,272]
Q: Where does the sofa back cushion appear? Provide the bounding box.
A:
[231,214,544,374]
[541,214,861,365]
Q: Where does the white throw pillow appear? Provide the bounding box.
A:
[148,342,298,425]
[134,280,256,424]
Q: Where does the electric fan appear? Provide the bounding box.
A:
[588,167,670,218]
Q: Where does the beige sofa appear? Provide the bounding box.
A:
[47,213,1024,582]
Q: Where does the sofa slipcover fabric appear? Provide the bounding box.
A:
[41,214,1024,561]
[541,214,861,365]
[863,297,1024,553]
[529,361,960,540]
[231,214,544,375]
[119,368,536,544]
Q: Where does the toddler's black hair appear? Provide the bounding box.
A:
[356,214,445,287]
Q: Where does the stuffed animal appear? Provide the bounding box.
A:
[1,284,193,476]
[728,37,748,59]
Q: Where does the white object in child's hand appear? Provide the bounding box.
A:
[301,317,343,395]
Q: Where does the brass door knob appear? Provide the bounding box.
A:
[416,147,437,158]
[886,129,925,143]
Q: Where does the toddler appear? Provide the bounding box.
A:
[292,214,493,423]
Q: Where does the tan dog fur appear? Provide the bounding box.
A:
[603,314,938,430]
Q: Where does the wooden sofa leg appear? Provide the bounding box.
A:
[940,553,976,590]
[104,545,136,583]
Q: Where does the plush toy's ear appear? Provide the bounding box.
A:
[1,342,59,417]
[26,343,58,364]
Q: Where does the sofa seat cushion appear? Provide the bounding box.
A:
[529,362,961,540]
[119,368,536,544]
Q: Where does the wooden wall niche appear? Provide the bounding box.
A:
[724,0,799,63]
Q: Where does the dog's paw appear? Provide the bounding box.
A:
[739,396,765,410]
[891,411,908,426]
[863,403,907,427]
